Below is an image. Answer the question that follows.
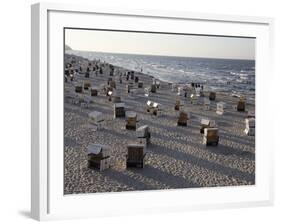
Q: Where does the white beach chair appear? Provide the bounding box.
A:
[244,118,255,136]
[216,102,226,115]
[88,111,105,131]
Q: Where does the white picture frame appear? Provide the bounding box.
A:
[31,2,274,221]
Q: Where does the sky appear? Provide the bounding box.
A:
[65,28,255,60]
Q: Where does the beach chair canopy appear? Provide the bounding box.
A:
[114,103,125,108]
[147,100,153,107]
[126,111,137,118]
[152,102,159,108]
[201,118,210,126]
[87,143,111,157]
[137,125,149,137]
[91,86,99,91]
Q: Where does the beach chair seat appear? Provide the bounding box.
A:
[126,144,146,168]
[203,128,219,146]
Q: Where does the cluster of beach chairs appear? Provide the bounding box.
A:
[64,55,255,172]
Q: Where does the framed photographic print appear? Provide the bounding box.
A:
[31,2,274,221]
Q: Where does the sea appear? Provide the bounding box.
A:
[66,50,255,100]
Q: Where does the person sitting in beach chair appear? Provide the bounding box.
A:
[203,128,219,146]
[87,143,111,171]
[126,144,146,168]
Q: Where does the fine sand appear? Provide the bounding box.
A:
[64,54,255,194]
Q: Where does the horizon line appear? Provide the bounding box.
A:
[65,48,255,61]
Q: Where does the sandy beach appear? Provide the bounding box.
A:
[64,53,255,194]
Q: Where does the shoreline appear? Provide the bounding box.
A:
[66,50,255,101]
